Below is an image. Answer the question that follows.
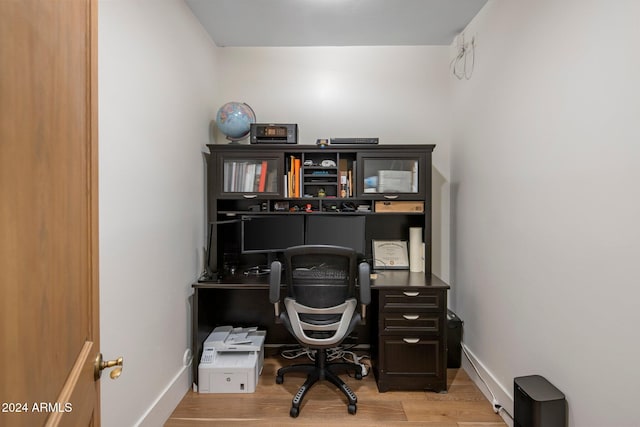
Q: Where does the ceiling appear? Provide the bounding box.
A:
[185,0,488,47]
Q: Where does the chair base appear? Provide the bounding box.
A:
[276,348,362,417]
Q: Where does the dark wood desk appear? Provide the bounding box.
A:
[192,271,449,392]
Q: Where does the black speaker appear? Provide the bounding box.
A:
[514,375,567,427]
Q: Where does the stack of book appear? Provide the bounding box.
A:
[223,160,277,193]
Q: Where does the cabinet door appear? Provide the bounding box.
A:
[357,152,426,199]
[382,337,441,376]
[218,152,283,197]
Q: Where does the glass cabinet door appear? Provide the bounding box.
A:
[358,153,425,198]
[219,154,282,196]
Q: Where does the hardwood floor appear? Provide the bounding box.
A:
[167,348,506,426]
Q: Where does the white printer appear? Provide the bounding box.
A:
[198,326,266,393]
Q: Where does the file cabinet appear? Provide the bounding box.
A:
[373,280,448,392]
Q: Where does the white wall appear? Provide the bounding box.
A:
[97,7,454,423]
[216,46,452,279]
[98,1,218,425]
[451,1,640,426]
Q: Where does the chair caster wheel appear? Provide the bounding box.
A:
[290,407,299,418]
[348,403,357,415]
[276,375,284,384]
[355,372,362,380]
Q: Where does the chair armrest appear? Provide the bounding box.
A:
[358,261,371,321]
[269,260,282,317]
[358,261,371,306]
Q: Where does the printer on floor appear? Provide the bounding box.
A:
[198,326,266,393]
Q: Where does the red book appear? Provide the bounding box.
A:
[258,160,268,192]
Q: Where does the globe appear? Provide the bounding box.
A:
[215,102,256,142]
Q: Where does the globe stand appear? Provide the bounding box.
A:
[225,135,248,145]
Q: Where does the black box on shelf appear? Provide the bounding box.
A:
[447,309,463,368]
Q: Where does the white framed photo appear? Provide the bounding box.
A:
[372,240,409,269]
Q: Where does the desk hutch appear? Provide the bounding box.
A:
[193,143,449,393]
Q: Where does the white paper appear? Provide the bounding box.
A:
[409,227,423,272]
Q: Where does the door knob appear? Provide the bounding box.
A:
[94,353,123,380]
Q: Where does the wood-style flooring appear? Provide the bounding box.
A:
[167,348,506,426]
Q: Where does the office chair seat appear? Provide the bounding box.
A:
[269,245,370,417]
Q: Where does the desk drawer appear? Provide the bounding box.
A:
[381,337,440,375]
[381,312,440,333]
[380,289,442,310]
[374,335,447,392]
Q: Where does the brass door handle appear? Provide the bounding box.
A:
[94,353,123,380]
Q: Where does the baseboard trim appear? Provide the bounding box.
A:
[135,364,191,427]
[461,343,514,427]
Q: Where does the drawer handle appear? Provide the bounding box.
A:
[403,338,420,344]
[402,314,419,320]
[242,194,258,199]
[403,291,420,297]
[383,194,399,199]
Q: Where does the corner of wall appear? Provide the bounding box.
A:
[136,365,191,427]
[461,344,514,427]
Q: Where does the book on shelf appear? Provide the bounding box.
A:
[338,158,355,198]
[244,163,256,192]
[266,168,278,193]
[340,171,348,197]
[223,162,230,192]
[258,160,267,192]
[352,161,357,196]
[285,155,302,198]
[288,155,295,197]
[283,174,288,197]
[223,160,275,193]
[294,157,301,198]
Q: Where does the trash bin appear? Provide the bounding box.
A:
[514,375,567,427]
[447,309,463,368]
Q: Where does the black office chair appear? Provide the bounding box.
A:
[269,245,371,417]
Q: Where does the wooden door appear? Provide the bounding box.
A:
[0,1,101,426]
